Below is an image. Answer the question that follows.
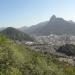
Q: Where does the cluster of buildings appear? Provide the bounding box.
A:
[15,34,75,55]
[15,34,75,65]
[34,34,75,46]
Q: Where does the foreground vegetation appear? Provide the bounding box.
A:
[0,34,75,75]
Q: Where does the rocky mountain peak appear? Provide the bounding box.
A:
[50,15,56,22]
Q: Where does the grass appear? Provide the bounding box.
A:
[0,34,75,75]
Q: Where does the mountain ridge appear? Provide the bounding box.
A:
[19,15,75,35]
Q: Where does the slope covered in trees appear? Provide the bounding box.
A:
[0,27,34,41]
[57,44,75,56]
[0,34,75,75]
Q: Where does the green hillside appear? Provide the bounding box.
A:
[1,27,34,41]
[0,34,75,75]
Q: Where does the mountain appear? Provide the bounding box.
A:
[19,21,48,34]
[20,15,75,35]
[0,34,75,75]
[0,27,5,31]
[19,26,28,32]
[0,27,34,41]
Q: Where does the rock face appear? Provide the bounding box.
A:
[49,15,56,23]
[20,15,75,35]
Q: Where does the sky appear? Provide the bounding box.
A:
[0,0,75,28]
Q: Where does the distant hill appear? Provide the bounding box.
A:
[18,26,28,32]
[19,21,48,34]
[19,15,75,35]
[0,27,34,41]
[0,27,5,31]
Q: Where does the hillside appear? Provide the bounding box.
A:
[19,21,48,34]
[57,44,75,56]
[0,34,75,75]
[18,26,28,32]
[20,15,75,35]
[0,27,34,41]
[0,27,5,31]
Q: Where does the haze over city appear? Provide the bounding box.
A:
[0,0,75,28]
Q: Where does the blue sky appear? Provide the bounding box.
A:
[0,0,75,28]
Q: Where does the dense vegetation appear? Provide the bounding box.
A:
[0,27,34,41]
[57,44,75,56]
[0,34,75,75]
